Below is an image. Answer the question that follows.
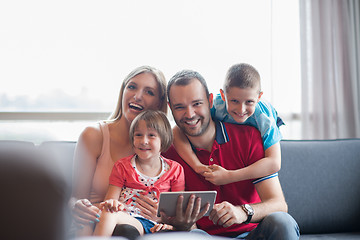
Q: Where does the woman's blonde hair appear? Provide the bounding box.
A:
[129,110,173,152]
[108,66,168,121]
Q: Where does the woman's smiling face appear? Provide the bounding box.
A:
[122,72,161,123]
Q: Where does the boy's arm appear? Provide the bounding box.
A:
[228,142,281,182]
[204,142,281,185]
[173,126,209,174]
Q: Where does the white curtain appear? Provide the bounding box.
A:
[299,0,360,139]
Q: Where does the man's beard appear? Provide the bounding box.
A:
[176,116,210,137]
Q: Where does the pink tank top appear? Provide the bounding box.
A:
[89,121,115,205]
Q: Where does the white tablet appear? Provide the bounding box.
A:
[157,191,217,217]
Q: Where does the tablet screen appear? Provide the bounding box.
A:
[157,191,217,217]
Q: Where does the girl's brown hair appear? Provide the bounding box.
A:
[129,110,173,152]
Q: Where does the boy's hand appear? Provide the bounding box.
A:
[194,164,211,175]
[203,164,232,185]
[99,199,124,213]
[150,223,174,233]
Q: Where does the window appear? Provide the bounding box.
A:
[0,0,300,144]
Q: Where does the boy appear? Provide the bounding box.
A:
[173,63,283,185]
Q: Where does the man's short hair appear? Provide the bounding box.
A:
[167,70,210,103]
[223,63,261,93]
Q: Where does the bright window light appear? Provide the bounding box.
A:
[0,0,300,142]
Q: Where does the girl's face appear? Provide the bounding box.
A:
[122,73,161,123]
[133,120,162,162]
[221,87,262,123]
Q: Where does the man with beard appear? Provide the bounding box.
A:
[161,70,299,239]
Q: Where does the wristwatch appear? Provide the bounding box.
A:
[241,204,254,224]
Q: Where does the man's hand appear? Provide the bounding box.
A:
[99,199,124,213]
[160,194,210,231]
[208,201,247,228]
[203,164,233,185]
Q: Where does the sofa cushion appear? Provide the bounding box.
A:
[279,139,360,234]
[300,232,360,239]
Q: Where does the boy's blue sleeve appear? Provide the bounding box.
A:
[212,94,238,124]
[252,100,283,150]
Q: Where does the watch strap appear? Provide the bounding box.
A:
[242,204,253,224]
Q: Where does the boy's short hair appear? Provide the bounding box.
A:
[223,63,261,93]
[167,70,210,103]
[129,110,173,152]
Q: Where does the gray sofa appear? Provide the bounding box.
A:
[1,139,360,239]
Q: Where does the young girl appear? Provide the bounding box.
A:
[93,110,185,237]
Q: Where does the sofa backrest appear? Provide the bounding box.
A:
[2,139,360,236]
[279,139,360,234]
[38,141,77,190]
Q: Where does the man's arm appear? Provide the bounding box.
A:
[209,176,287,227]
[250,176,287,222]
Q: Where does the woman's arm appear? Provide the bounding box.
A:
[70,125,103,226]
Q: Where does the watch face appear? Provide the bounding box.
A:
[245,204,254,215]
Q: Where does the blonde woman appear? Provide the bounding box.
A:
[69,66,168,236]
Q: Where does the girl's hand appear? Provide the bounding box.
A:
[100,199,124,213]
[150,223,174,233]
[203,164,232,185]
[134,193,160,222]
[70,198,100,228]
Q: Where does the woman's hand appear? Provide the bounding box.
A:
[70,198,100,228]
[134,193,160,222]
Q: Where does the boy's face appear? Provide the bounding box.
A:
[221,86,262,123]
